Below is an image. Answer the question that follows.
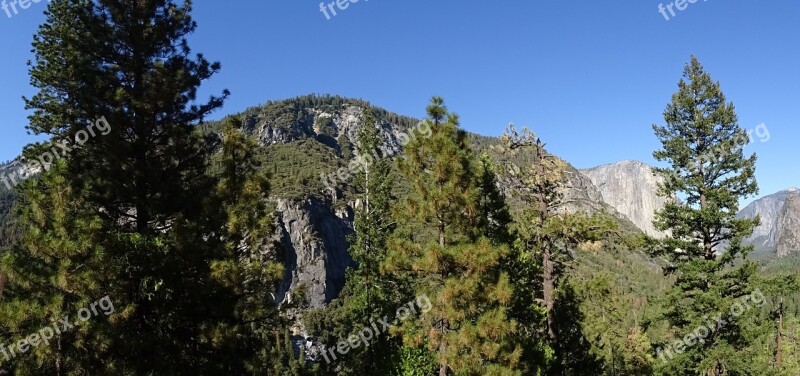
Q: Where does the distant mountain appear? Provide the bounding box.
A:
[739,188,800,256]
[580,160,669,238]
[579,160,800,259]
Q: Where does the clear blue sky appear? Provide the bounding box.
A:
[1,1,798,202]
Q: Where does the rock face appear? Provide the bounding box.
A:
[244,104,409,157]
[739,188,800,256]
[776,192,800,257]
[558,164,641,232]
[560,164,606,212]
[0,159,43,191]
[580,161,669,238]
[247,102,418,307]
[273,198,354,308]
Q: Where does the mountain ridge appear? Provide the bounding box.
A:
[0,94,793,306]
[579,159,799,258]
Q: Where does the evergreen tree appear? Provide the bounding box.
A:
[338,134,354,160]
[497,124,618,374]
[210,117,285,372]
[476,152,514,246]
[0,1,265,374]
[577,274,655,375]
[383,97,522,376]
[651,56,761,375]
[348,109,397,373]
[306,109,398,375]
[270,328,316,376]
[0,160,111,374]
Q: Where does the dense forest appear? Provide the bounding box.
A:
[0,1,798,375]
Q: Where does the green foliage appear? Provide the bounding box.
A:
[650,56,767,375]
[476,152,514,246]
[338,134,353,160]
[496,124,627,375]
[0,182,21,250]
[316,116,337,137]
[0,161,114,374]
[571,274,656,375]
[304,109,400,376]
[263,139,344,198]
[0,1,280,374]
[392,345,438,376]
[270,329,320,375]
[209,117,287,372]
[383,97,523,376]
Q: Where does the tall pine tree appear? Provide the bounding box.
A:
[476,152,514,246]
[383,97,522,376]
[497,124,617,375]
[305,109,399,375]
[0,1,269,374]
[651,56,761,375]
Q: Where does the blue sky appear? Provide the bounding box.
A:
[0,1,797,202]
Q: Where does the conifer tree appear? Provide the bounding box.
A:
[497,125,617,374]
[0,1,262,374]
[349,109,397,372]
[476,152,514,246]
[383,97,522,376]
[210,117,285,372]
[306,109,398,375]
[0,159,111,374]
[651,56,761,375]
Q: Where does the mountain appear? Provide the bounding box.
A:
[580,160,669,238]
[578,159,800,258]
[0,95,652,308]
[206,95,643,306]
[739,188,800,256]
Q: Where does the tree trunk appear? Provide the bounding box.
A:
[439,319,449,376]
[439,220,445,248]
[56,335,62,376]
[543,246,556,342]
[534,140,557,343]
[776,298,784,368]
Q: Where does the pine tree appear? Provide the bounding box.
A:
[577,274,655,375]
[476,152,513,246]
[348,109,397,373]
[209,117,285,372]
[305,109,398,375]
[651,56,761,375]
[497,125,618,374]
[383,97,522,376]
[0,1,261,374]
[0,160,112,374]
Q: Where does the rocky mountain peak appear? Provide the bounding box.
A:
[580,160,669,238]
[739,188,800,256]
